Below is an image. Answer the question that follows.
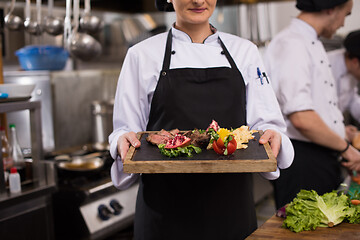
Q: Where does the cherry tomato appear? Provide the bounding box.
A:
[216,138,225,149]
[213,136,237,155]
[226,138,237,155]
[213,140,224,155]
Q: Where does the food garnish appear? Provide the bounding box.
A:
[232,126,257,149]
[164,134,191,149]
[158,144,201,158]
[208,128,237,155]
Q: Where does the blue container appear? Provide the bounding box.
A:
[15,45,69,71]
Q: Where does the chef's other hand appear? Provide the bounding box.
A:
[259,129,281,158]
[341,145,360,171]
[345,125,358,142]
[117,132,141,162]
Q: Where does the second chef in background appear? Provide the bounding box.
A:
[264,0,360,210]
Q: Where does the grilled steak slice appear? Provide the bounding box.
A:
[158,129,173,138]
[146,129,180,145]
[184,129,210,148]
[146,132,171,145]
[169,129,180,136]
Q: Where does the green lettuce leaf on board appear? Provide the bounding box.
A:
[283,189,358,232]
[347,204,360,224]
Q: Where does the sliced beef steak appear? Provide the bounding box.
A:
[146,133,171,145]
[183,129,210,148]
[146,129,180,145]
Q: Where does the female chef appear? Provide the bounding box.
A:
[109,0,294,239]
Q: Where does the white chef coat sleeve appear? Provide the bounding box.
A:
[111,156,140,190]
[109,47,148,189]
[266,38,315,116]
[243,44,294,180]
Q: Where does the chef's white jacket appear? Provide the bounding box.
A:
[328,48,360,121]
[110,26,294,189]
[264,18,346,142]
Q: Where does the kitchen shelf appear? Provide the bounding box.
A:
[0,100,56,240]
[0,100,45,193]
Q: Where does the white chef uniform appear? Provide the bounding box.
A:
[264,18,346,141]
[109,26,294,189]
[328,48,360,121]
[264,18,345,210]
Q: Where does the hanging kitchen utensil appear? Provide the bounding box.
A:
[24,0,43,36]
[44,0,64,36]
[4,0,23,31]
[69,0,101,61]
[79,0,103,34]
[64,0,72,50]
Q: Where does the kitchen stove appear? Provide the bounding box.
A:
[51,149,138,240]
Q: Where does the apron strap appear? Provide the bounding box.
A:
[218,37,238,70]
[162,29,173,71]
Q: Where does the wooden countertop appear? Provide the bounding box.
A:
[247,214,360,239]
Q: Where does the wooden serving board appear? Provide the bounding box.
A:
[123,130,277,173]
[247,214,360,239]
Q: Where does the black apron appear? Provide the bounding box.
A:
[134,30,257,240]
[271,139,343,210]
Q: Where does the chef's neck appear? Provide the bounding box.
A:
[297,12,333,39]
[174,22,214,43]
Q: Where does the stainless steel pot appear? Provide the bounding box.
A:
[91,100,113,150]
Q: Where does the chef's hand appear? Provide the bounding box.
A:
[345,125,358,142]
[117,132,141,163]
[341,145,360,171]
[259,129,281,158]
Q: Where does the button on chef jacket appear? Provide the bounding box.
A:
[109,26,294,189]
[264,18,345,142]
[328,48,360,121]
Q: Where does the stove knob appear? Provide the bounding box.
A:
[110,199,123,215]
[98,204,112,221]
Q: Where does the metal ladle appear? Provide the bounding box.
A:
[44,0,64,36]
[4,0,23,31]
[79,0,103,34]
[69,0,101,61]
[24,0,43,36]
